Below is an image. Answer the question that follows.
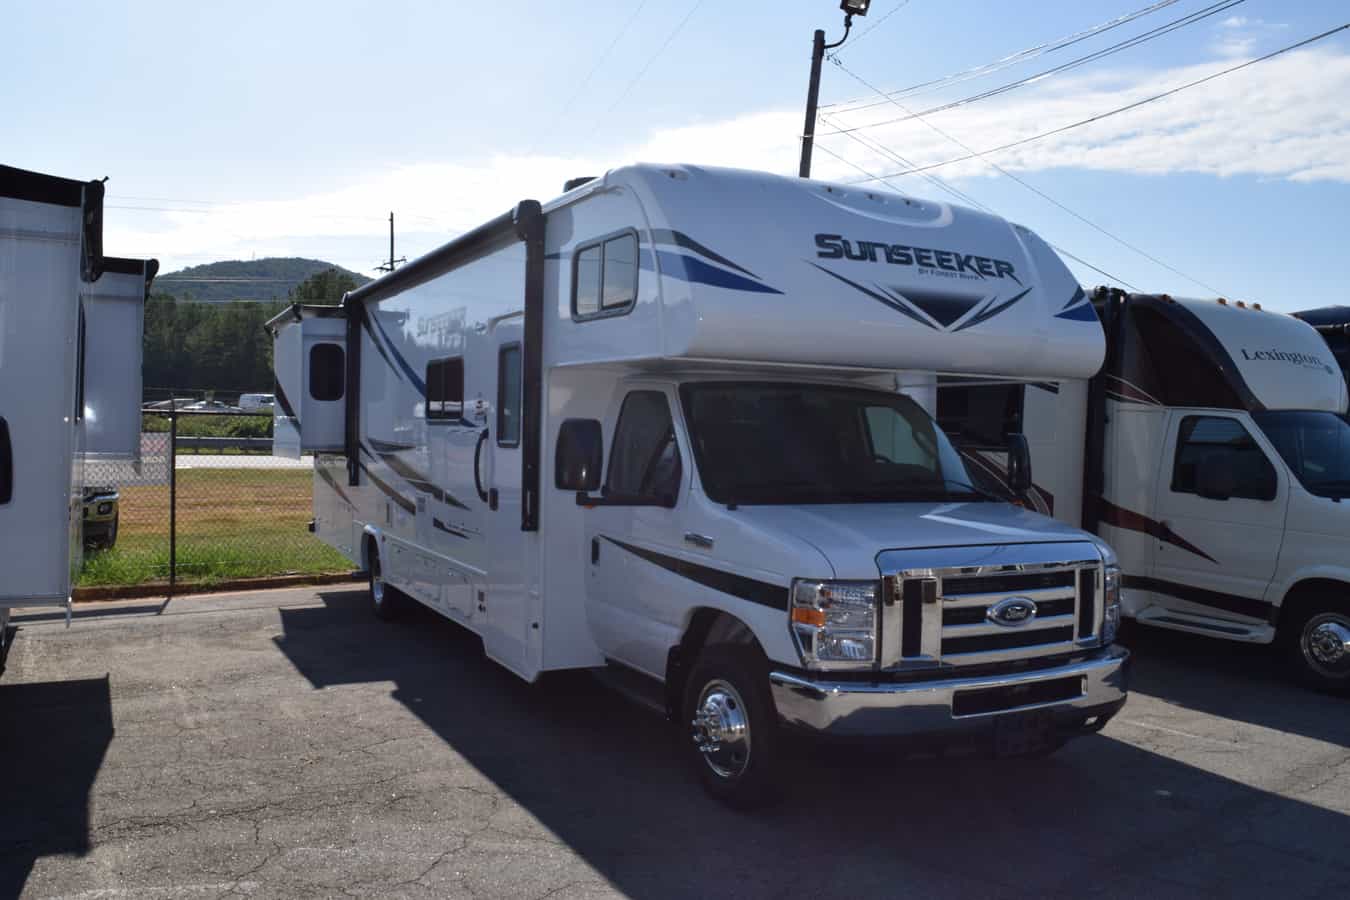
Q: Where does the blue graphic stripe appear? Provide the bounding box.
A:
[1056,301,1100,322]
[1062,286,1087,311]
[368,313,427,396]
[807,263,936,330]
[653,250,782,295]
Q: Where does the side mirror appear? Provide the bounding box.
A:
[556,419,603,492]
[1006,433,1032,496]
[1196,454,1236,501]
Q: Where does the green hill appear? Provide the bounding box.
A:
[154,257,371,303]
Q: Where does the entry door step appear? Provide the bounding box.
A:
[1135,606,1274,643]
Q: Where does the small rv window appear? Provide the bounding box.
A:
[426,357,464,421]
[602,234,638,309]
[309,343,346,402]
[497,345,521,447]
[573,231,639,320]
[574,245,602,317]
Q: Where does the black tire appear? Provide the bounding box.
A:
[368,541,399,621]
[1282,597,1350,694]
[682,644,783,810]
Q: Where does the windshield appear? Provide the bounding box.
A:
[1253,410,1350,499]
[680,382,991,505]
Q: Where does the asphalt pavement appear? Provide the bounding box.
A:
[1,587,1347,899]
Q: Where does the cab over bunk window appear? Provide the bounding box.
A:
[1172,416,1276,501]
[573,232,639,320]
[426,357,464,420]
[309,343,345,401]
[607,391,681,504]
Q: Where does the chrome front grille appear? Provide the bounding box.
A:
[878,542,1105,670]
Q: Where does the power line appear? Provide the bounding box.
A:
[527,0,651,154]
[843,23,1350,182]
[595,0,705,122]
[819,57,1221,293]
[824,0,1185,112]
[839,0,913,51]
[826,0,1246,132]
[811,125,1141,290]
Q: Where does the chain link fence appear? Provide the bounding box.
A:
[78,411,353,593]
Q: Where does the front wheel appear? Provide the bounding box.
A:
[682,644,783,809]
[369,542,399,622]
[1284,599,1350,694]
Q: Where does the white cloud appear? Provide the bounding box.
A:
[107,43,1350,276]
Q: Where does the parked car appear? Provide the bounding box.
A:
[238,393,276,413]
[181,400,242,413]
[82,487,120,551]
[143,397,196,411]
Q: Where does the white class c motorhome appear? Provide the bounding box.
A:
[0,164,155,640]
[272,164,1129,806]
[1295,306,1350,388]
[942,289,1350,692]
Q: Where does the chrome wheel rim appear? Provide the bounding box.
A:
[371,560,385,607]
[1301,613,1350,679]
[691,679,752,780]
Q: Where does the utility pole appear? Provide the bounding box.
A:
[376,212,406,274]
[799,2,870,179]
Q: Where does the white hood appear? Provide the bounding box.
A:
[731,500,1103,578]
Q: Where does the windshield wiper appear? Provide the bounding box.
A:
[941,480,1009,503]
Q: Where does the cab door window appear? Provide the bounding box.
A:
[606,391,682,505]
[1171,416,1277,501]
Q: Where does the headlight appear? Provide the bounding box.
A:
[1102,565,1122,645]
[98,502,113,515]
[790,579,878,667]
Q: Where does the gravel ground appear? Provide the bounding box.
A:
[1,587,1347,899]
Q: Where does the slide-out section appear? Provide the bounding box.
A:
[269,306,347,459]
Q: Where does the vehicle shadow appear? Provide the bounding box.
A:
[273,590,1350,897]
[1121,622,1350,747]
[0,675,114,898]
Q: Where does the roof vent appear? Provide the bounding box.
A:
[564,176,596,192]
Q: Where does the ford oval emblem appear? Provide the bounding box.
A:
[988,597,1038,627]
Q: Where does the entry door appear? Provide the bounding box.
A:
[480,327,528,670]
[585,386,689,678]
[1152,411,1287,622]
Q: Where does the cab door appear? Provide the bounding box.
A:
[584,386,689,678]
[1151,411,1287,623]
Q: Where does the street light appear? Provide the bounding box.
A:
[799,2,870,178]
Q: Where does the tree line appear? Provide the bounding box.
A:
[143,268,359,399]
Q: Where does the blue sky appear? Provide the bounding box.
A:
[5,0,1348,311]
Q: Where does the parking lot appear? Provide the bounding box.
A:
[2,588,1347,899]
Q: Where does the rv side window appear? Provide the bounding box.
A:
[606,391,681,504]
[573,232,638,320]
[426,357,464,421]
[1171,416,1277,501]
[497,344,521,447]
[309,343,345,402]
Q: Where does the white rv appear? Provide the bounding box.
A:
[0,164,154,643]
[1295,306,1350,387]
[941,289,1350,692]
[272,164,1129,806]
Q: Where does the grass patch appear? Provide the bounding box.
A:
[78,468,351,587]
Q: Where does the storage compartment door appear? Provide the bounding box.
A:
[0,197,82,605]
[81,270,146,461]
[272,315,347,458]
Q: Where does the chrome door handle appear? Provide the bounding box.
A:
[684,532,714,549]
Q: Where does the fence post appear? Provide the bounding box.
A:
[168,410,177,600]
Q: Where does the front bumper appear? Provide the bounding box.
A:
[770,645,1129,738]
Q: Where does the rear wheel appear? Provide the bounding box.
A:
[682,644,783,809]
[368,541,398,621]
[1285,599,1350,694]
